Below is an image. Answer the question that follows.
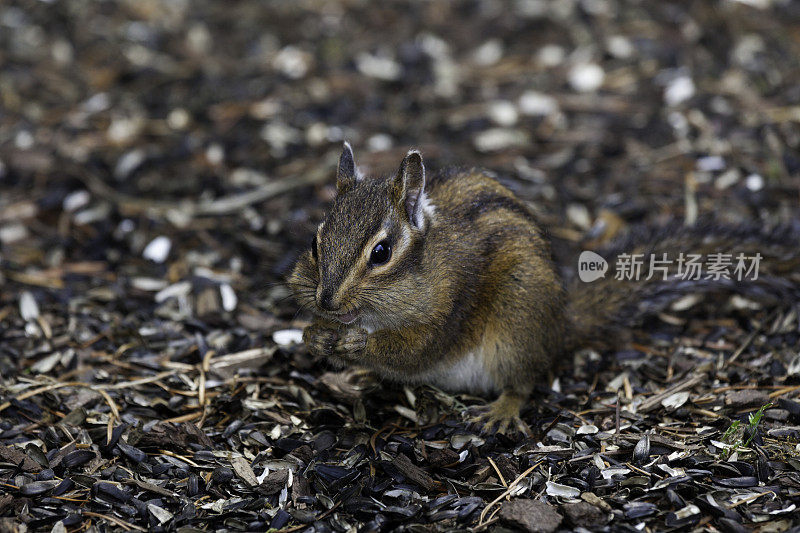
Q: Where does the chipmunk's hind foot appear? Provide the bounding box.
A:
[468,391,531,437]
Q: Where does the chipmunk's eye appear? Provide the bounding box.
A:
[369,240,391,266]
[311,235,318,261]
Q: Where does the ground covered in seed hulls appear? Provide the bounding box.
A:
[2,1,800,531]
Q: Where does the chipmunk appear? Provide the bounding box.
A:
[288,143,800,434]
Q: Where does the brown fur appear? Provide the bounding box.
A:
[288,145,800,434]
[289,147,565,432]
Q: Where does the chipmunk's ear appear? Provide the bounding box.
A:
[393,149,427,228]
[336,141,359,193]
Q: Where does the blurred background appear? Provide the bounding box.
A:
[2,2,800,530]
[1,0,799,342]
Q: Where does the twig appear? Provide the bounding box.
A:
[78,167,327,218]
[622,375,633,401]
[470,516,499,532]
[727,491,775,509]
[162,411,203,424]
[370,423,393,455]
[625,462,656,478]
[103,371,178,390]
[0,381,120,444]
[195,174,326,215]
[684,172,697,226]
[638,374,704,413]
[539,413,561,439]
[97,388,120,445]
[197,405,210,429]
[487,457,507,487]
[0,382,80,413]
[686,407,722,419]
[277,501,342,532]
[724,330,758,368]
[478,460,543,526]
[158,449,200,467]
[83,511,146,532]
[198,349,215,408]
[769,384,800,399]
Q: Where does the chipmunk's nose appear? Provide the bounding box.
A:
[316,286,338,311]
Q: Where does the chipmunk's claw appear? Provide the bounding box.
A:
[468,407,530,436]
[303,324,339,358]
[335,328,367,358]
[466,392,531,437]
[304,324,368,361]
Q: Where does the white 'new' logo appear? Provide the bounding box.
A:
[578,251,608,282]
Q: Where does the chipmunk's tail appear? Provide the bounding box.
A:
[565,219,800,352]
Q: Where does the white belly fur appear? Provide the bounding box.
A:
[425,350,496,396]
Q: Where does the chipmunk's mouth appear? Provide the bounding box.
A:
[332,309,360,324]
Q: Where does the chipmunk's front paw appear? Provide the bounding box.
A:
[467,392,531,437]
[303,324,339,358]
[334,328,367,359]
